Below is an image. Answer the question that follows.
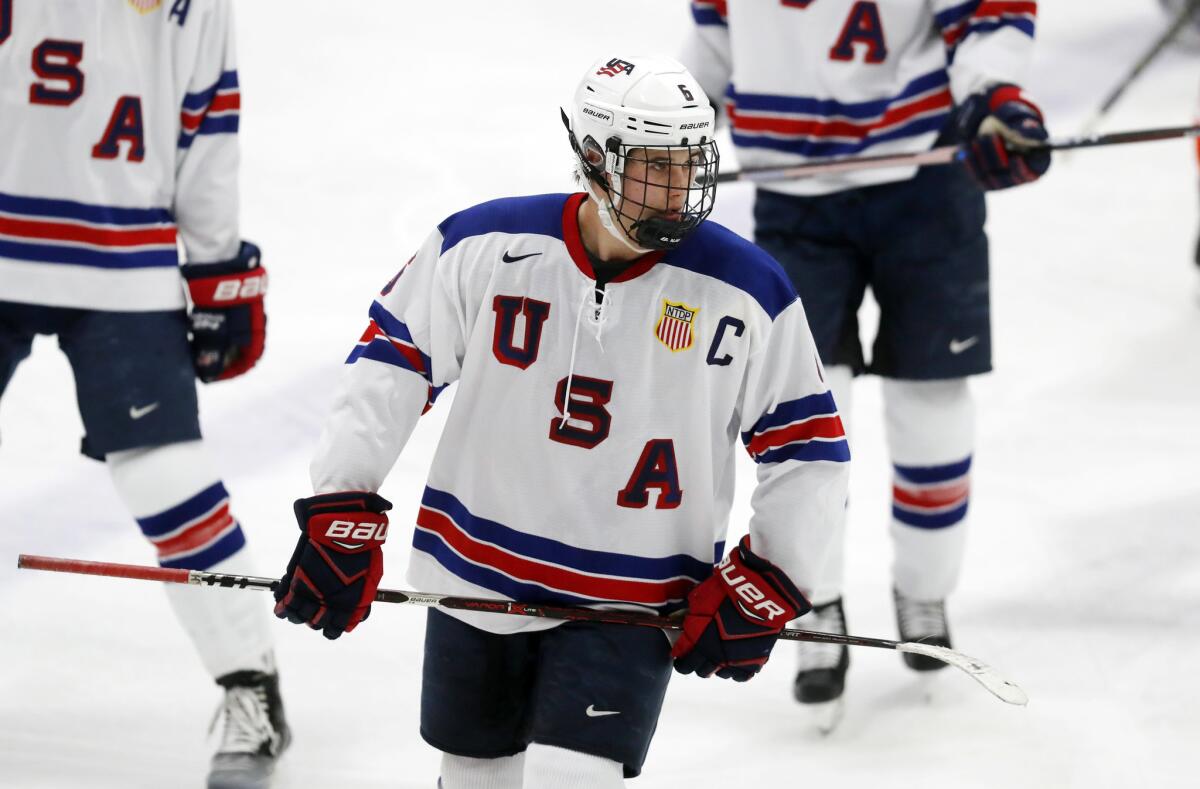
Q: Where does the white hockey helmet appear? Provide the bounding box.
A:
[563,54,719,251]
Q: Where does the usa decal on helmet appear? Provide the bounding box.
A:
[655,300,699,353]
[596,58,636,77]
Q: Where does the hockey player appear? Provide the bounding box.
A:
[0,2,288,786]
[681,0,1050,715]
[274,54,849,787]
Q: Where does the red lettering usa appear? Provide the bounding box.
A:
[491,295,551,369]
[92,96,146,162]
[617,439,683,509]
[829,1,888,64]
[29,39,84,106]
[548,375,613,449]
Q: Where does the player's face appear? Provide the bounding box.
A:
[616,147,703,230]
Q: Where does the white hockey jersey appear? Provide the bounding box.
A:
[0,0,241,311]
[311,193,851,635]
[681,0,1038,195]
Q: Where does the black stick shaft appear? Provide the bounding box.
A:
[1048,124,1200,151]
[716,124,1200,184]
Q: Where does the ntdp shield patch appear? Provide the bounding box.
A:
[655,300,699,352]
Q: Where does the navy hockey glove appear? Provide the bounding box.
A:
[671,536,811,682]
[956,84,1051,191]
[274,491,391,640]
[182,241,267,383]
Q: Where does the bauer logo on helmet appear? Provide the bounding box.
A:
[581,103,614,126]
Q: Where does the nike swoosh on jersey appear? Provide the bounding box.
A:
[585,705,621,717]
[948,337,979,354]
[129,402,160,420]
[502,251,542,263]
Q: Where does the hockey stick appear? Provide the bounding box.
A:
[16,553,1027,706]
[1079,0,1200,137]
[714,123,1200,184]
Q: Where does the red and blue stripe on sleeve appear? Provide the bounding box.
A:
[936,1,1036,60]
[742,391,850,465]
[347,300,446,409]
[179,71,240,149]
[690,0,727,27]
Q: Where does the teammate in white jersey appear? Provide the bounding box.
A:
[682,0,1050,715]
[274,54,849,787]
[0,2,287,786]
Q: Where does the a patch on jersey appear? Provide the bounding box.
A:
[655,300,698,352]
[127,0,163,13]
[596,58,635,78]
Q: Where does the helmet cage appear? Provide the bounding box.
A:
[570,123,719,251]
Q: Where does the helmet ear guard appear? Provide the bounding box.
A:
[562,109,616,192]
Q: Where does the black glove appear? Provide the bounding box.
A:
[671,536,811,681]
[181,241,267,382]
[956,84,1051,190]
[274,491,392,640]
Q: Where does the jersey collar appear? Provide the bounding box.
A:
[561,193,665,283]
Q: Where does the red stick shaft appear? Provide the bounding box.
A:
[18,554,191,584]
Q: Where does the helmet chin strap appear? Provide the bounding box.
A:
[582,178,654,256]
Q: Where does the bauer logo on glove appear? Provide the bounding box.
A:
[718,551,792,623]
[320,519,389,550]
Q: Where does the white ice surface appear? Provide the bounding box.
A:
[2,2,1198,787]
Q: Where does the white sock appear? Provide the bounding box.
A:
[523,743,623,789]
[883,378,974,600]
[439,752,524,789]
[107,440,274,678]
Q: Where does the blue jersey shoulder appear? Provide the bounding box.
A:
[437,194,570,255]
[665,220,798,320]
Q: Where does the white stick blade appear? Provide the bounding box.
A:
[898,643,1028,706]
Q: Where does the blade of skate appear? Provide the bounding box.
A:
[801,698,844,736]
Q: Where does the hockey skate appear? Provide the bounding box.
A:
[793,598,849,734]
[207,670,291,789]
[893,587,952,672]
